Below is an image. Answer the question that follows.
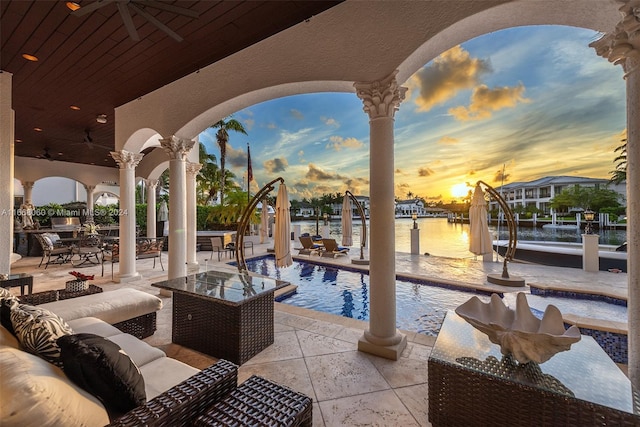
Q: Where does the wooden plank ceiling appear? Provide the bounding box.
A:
[1,0,340,167]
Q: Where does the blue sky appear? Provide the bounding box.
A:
[199,25,626,203]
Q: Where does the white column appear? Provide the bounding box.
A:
[160,136,195,279]
[355,70,407,360]
[590,1,640,388]
[84,185,95,221]
[0,71,14,275]
[145,179,158,238]
[22,181,34,204]
[186,162,202,271]
[111,150,143,282]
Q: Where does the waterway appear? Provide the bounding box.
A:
[292,217,627,259]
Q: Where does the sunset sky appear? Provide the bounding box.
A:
[199,25,627,203]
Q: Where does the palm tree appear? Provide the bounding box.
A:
[609,138,627,184]
[196,142,219,205]
[209,117,248,206]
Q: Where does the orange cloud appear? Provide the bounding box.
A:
[438,136,459,145]
[326,136,364,151]
[449,83,529,121]
[418,167,435,177]
[413,45,491,112]
[263,158,288,173]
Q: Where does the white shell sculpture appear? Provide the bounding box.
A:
[455,292,581,364]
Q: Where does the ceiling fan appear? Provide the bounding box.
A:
[41,147,54,161]
[81,130,112,150]
[71,0,199,42]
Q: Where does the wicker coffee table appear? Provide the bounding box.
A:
[19,284,103,305]
[428,311,640,426]
[152,270,287,365]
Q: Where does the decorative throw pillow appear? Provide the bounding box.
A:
[57,333,146,419]
[10,304,73,366]
[0,288,19,336]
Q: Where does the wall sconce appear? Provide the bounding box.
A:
[412,213,418,229]
[584,209,595,234]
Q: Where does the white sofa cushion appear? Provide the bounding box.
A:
[67,317,166,367]
[67,316,123,337]
[39,288,162,324]
[0,345,110,427]
[139,357,200,399]
[107,333,166,367]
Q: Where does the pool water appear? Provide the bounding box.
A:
[244,256,627,336]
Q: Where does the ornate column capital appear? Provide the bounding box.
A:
[111,150,143,169]
[159,136,196,161]
[84,184,96,193]
[590,0,640,77]
[186,162,203,178]
[22,181,34,190]
[145,179,159,190]
[354,70,407,119]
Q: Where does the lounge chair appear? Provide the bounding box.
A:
[298,236,322,256]
[321,238,349,258]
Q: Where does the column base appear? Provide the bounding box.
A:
[358,331,407,360]
[187,262,199,274]
[117,272,141,283]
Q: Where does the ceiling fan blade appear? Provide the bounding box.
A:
[129,3,183,42]
[117,2,140,41]
[135,0,199,19]
[72,0,118,17]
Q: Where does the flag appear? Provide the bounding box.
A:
[247,143,253,182]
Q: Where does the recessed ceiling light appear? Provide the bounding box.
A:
[66,2,81,11]
[22,54,38,62]
[96,114,107,124]
[15,139,22,143]
[90,162,96,165]
[58,152,64,156]
[70,105,81,110]
[34,127,43,132]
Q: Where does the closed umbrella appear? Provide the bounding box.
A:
[341,193,353,246]
[260,199,269,244]
[157,200,169,237]
[157,200,168,222]
[469,184,493,255]
[274,183,292,267]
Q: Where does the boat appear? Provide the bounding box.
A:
[494,240,627,273]
[541,224,579,230]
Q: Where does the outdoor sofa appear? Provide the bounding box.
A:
[0,287,312,426]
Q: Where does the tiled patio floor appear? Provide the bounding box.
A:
[8,241,629,426]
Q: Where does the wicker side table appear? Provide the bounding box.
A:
[194,375,312,427]
[428,312,640,426]
[0,273,33,296]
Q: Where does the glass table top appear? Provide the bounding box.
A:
[431,311,638,415]
[152,269,287,304]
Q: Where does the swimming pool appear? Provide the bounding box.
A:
[245,256,494,336]
[243,256,627,337]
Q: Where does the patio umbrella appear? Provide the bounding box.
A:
[469,184,493,255]
[341,193,353,247]
[157,200,169,237]
[260,198,269,244]
[157,200,168,222]
[274,183,292,268]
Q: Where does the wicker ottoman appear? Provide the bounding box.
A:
[194,375,312,427]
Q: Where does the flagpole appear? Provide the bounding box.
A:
[247,142,252,205]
